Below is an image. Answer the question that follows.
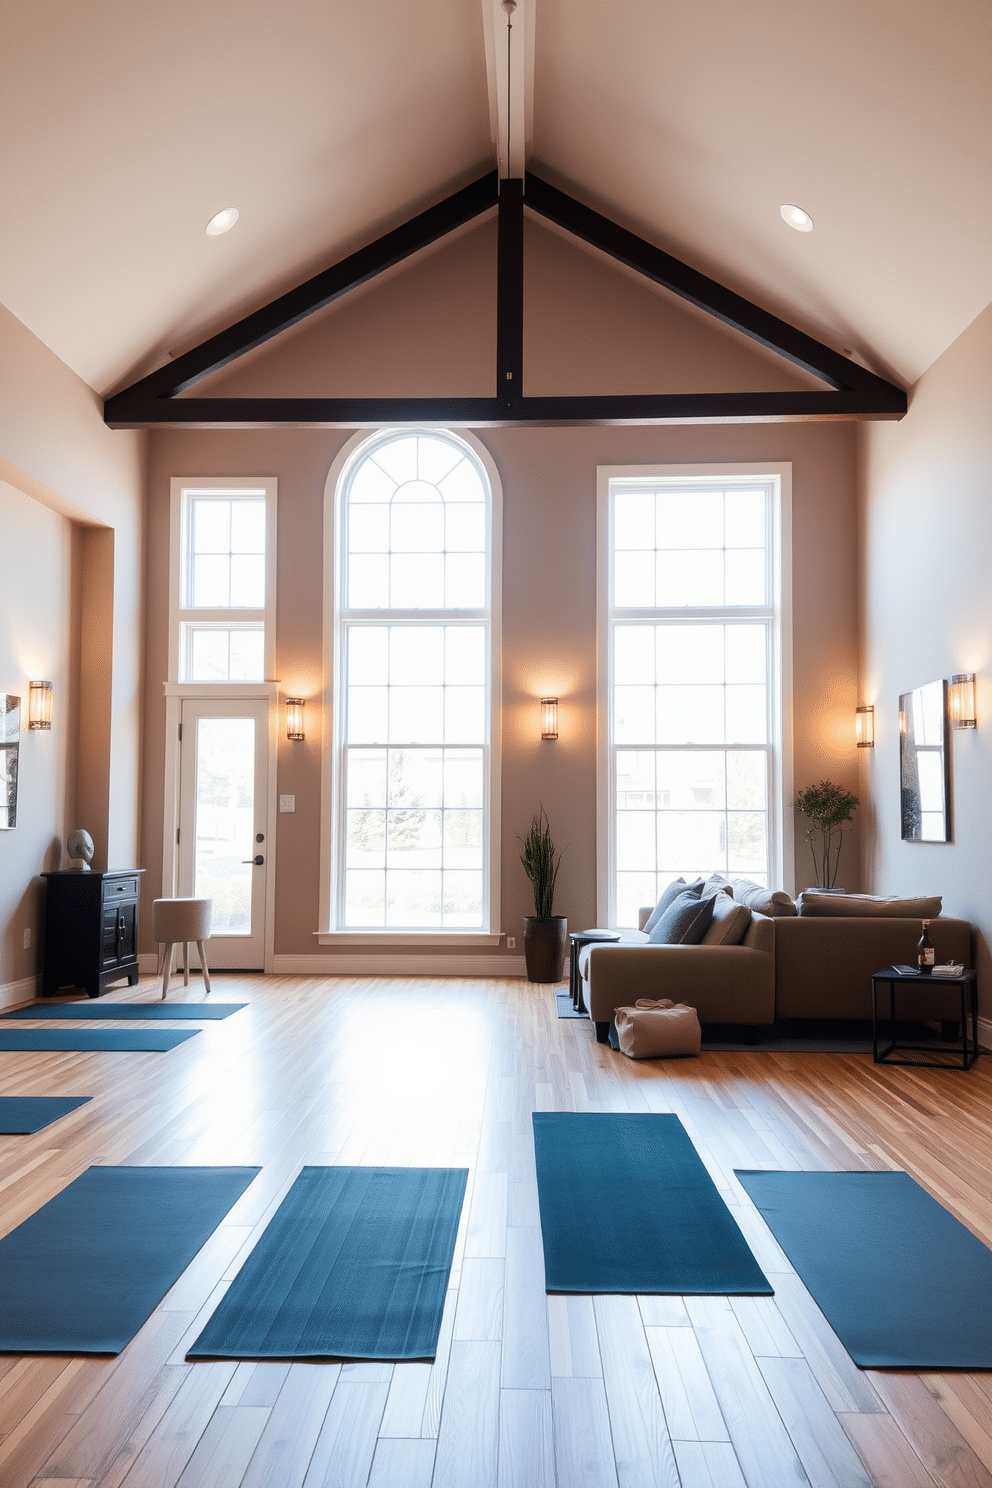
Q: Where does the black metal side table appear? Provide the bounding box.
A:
[570,929,622,1012]
[871,965,979,1068]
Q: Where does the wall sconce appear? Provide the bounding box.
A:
[541,697,558,740]
[949,673,977,729]
[286,698,305,741]
[855,704,874,748]
[29,681,53,730]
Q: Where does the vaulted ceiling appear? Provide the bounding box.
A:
[2,0,990,398]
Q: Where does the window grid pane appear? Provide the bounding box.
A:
[187,497,266,610]
[345,435,486,611]
[613,487,770,610]
[343,746,484,928]
[340,434,491,930]
[182,625,265,683]
[346,625,487,746]
[614,747,769,926]
[610,479,775,924]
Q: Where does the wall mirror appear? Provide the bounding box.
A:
[899,679,950,841]
[0,694,19,829]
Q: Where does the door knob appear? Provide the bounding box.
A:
[242,855,264,866]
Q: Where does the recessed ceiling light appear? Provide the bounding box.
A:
[780,203,813,233]
[205,207,239,236]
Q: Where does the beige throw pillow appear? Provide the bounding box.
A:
[702,872,734,898]
[732,878,798,917]
[797,891,943,918]
[702,893,752,945]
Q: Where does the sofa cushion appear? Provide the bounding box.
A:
[701,893,752,946]
[797,891,943,918]
[702,873,734,898]
[643,877,702,934]
[648,890,715,945]
[733,878,798,917]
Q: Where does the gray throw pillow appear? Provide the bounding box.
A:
[648,890,715,945]
[643,877,690,934]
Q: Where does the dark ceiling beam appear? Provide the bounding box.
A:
[106,171,500,410]
[496,180,524,396]
[104,389,904,430]
[103,167,907,429]
[523,171,906,411]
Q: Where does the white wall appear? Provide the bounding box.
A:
[860,298,992,1012]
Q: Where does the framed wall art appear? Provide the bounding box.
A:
[0,694,20,829]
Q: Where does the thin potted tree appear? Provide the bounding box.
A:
[519,807,567,982]
[795,780,859,890]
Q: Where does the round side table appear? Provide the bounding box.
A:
[570,928,622,1012]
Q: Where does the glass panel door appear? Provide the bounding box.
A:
[178,698,268,968]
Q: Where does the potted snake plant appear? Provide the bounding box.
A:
[519,807,567,982]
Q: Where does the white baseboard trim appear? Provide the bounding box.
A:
[138,953,160,974]
[978,1015,992,1048]
[272,953,529,978]
[0,973,42,1010]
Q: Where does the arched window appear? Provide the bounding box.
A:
[325,430,501,935]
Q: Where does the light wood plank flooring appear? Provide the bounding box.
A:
[1,971,991,1487]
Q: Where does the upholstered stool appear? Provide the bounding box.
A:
[151,898,213,1000]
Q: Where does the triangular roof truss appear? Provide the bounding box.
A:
[104,171,906,428]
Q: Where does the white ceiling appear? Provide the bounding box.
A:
[2,0,990,397]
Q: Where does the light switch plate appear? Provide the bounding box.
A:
[279,794,296,813]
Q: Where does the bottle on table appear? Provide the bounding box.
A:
[917,920,935,974]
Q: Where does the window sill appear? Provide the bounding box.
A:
[315,931,503,948]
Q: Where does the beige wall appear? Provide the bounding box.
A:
[0,483,78,987]
[0,303,145,996]
[860,298,992,1013]
[144,228,861,967]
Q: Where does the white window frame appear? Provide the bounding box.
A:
[596,462,794,926]
[317,429,503,947]
[161,477,279,972]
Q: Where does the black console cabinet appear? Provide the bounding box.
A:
[41,870,145,999]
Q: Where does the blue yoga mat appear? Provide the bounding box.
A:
[0,1028,199,1051]
[188,1165,468,1361]
[737,1169,992,1368]
[4,1002,246,1020]
[533,1112,771,1294]
[0,1096,92,1133]
[0,1165,260,1353]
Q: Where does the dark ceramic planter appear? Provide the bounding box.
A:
[523,916,568,983]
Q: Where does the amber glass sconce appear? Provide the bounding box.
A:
[949,674,976,729]
[29,681,53,730]
[855,704,874,748]
[286,698,306,741]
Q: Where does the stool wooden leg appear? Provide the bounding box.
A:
[161,943,174,1000]
[182,944,190,988]
[197,942,211,994]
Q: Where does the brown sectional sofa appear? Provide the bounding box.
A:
[579,893,971,1043]
[773,914,970,1020]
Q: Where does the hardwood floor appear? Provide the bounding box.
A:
[1,971,992,1487]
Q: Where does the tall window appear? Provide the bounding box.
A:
[333,431,499,932]
[600,466,790,927]
[171,479,277,683]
